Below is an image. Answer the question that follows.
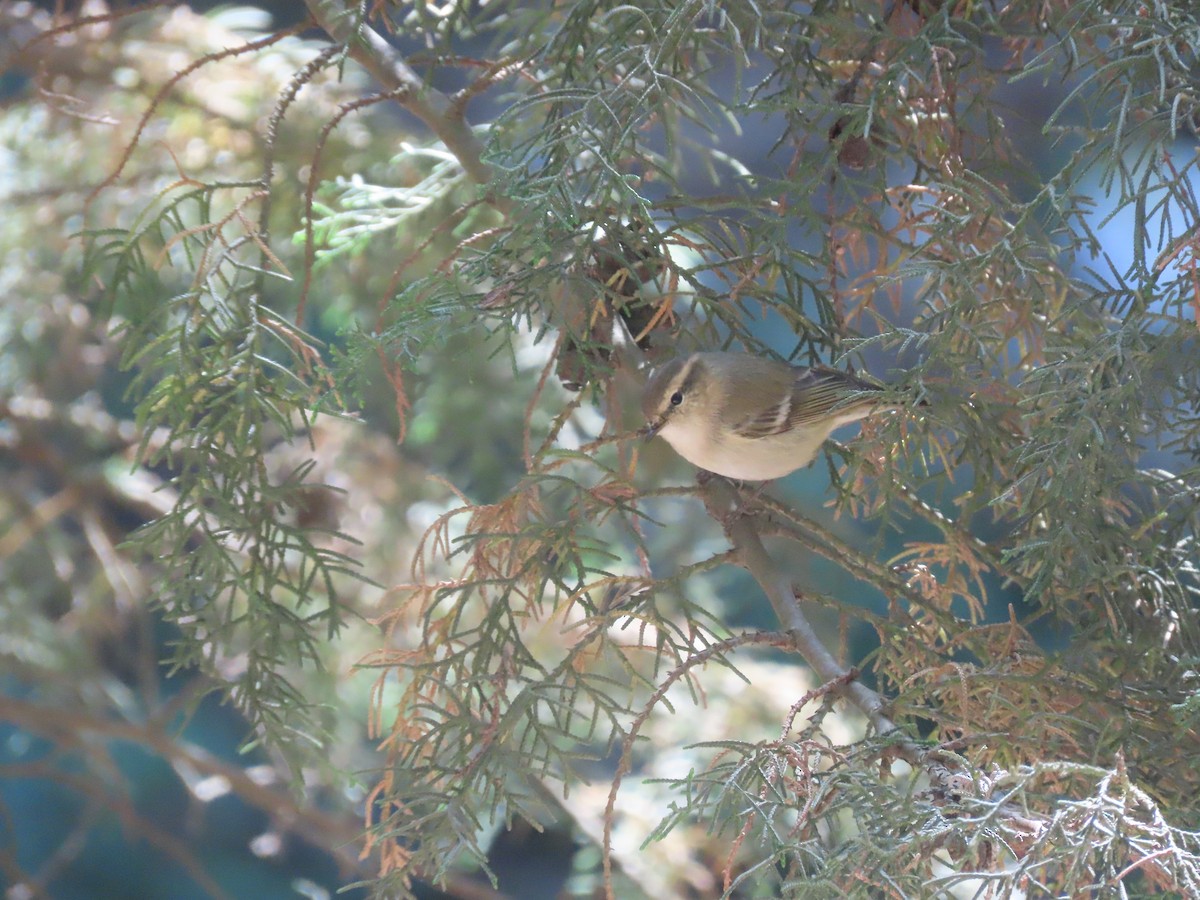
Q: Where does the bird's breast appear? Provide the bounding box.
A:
[658,419,825,480]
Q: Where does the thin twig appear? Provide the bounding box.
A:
[698,477,921,761]
[303,1,507,209]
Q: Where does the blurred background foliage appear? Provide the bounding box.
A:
[1,1,1199,898]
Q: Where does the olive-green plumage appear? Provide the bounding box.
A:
[641,351,895,480]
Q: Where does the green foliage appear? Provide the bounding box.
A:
[71,132,373,765]
[5,0,1200,897]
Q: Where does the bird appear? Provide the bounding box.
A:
[640,350,907,480]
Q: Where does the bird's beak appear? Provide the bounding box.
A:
[640,418,664,442]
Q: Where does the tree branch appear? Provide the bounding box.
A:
[0,694,508,900]
[699,478,921,762]
[304,1,507,209]
[0,694,371,874]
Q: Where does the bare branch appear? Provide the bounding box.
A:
[304,0,507,208]
[699,478,915,756]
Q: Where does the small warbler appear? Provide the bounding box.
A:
[641,351,908,480]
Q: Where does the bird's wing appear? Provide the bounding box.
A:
[733,367,884,439]
[731,391,794,439]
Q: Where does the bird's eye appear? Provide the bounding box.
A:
[669,391,684,406]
